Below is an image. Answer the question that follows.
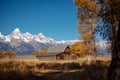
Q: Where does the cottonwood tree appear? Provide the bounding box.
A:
[3,51,16,59]
[75,0,120,79]
[98,0,120,80]
[34,48,48,57]
[74,0,99,61]
[0,52,4,58]
[71,41,89,57]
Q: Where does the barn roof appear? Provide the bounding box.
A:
[47,45,69,53]
[39,45,70,56]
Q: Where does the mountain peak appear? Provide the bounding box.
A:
[13,28,20,33]
[0,32,4,38]
[0,28,77,45]
[25,32,30,34]
[0,32,3,36]
[24,32,32,36]
[10,28,22,40]
[37,33,45,37]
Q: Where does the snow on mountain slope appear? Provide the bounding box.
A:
[0,32,4,38]
[96,41,110,55]
[56,40,79,45]
[23,32,33,43]
[0,28,77,54]
[3,28,56,44]
[33,33,56,43]
[10,28,23,39]
[0,28,110,55]
[0,32,5,41]
[1,28,77,44]
[5,28,23,42]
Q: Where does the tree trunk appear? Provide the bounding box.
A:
[108,22,120,80]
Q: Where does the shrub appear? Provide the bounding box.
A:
[0,52,4,58]
[3,51,16,59]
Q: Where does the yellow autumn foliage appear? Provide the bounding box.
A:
[71,41,88,57]
[82,32,92,40]
[75,0,98,58]
[33,48,48,57]
[0,51,16,59]
[74,0,98,13]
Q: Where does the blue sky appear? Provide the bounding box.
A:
[0,0,80,40]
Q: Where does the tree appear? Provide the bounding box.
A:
[0,52,4,58]
[74,0,99,61]
[71,41,89,57]
[43,48,48,53]
[98,0,120,80]
[106,41,111,53]
[75,0,120,79]
[34,48,48,57]
[3,51,16,59]
[34,50,41,57]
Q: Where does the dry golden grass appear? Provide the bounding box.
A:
[0,56,111,80]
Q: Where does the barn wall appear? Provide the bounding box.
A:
[56,53,71,60]
[70,54,78,59]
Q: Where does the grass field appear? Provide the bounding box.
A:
[0,56,111,80]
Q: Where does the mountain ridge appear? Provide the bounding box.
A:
[0,28,78,55]
[0,28,109,55]
[1,28,77,43]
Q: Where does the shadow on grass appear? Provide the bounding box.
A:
[0,60,110,80]
[37,64,108,80]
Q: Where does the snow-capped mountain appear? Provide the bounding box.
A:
[0,28,110,55]
[96,41,111,55]
[33,33,56,44]
[56,40,78,45]
[0,28,78,54]
[23,32,33,43]
[3,28,57,44]
[0,32,5,41]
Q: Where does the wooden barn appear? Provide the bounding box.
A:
[38,45,77,60]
